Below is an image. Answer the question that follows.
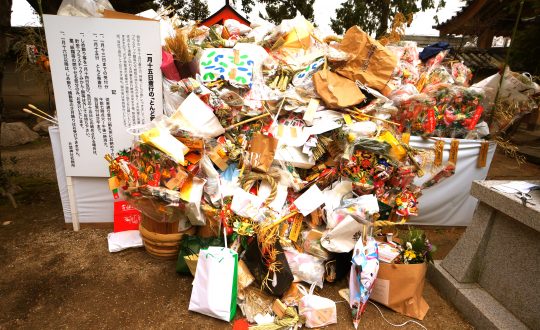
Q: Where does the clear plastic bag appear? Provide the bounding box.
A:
[57,0,114,17]
[284,247,325,288]
[298,283,337,328]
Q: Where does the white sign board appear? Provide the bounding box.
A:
[44,14,163,177]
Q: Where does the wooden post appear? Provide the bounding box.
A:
[66,176,80,231]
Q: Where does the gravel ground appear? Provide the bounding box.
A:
[3,137,538,329]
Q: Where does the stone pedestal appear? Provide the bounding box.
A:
[428,180,540,329]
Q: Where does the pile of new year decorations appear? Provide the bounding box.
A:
[106,14,539,329]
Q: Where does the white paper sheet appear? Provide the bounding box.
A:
[294,185,326,216]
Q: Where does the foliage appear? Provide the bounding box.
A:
[398,227,436,264]
[158,0,209,21]
[330,0,446,38]
[509,19,540,76]
[231,0,255,16]
[232,0,315,24]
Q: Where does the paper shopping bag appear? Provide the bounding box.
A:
[313,69,365,109]
[336,26,398,95]
[247,133,278,173]
[370,262,429,320]
[188,247,238,321]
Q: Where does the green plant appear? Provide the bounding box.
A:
[398,227,436,264]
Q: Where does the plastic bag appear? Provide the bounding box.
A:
[302,229,330,260]
[451,62,472,86]
[107,230,142,252]
[224,19,252,37]
[284,247,325,288]
[349,237,379,328]
[58,0,114,17]
[162,79,186,116]
[298,283,337,328]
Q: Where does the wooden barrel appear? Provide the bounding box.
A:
[139,215,196,260]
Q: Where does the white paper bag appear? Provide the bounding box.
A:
[321,215,362,253]
[293,185,325,216]
[189,247,238,321]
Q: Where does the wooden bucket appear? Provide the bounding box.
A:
[139,215,196,260]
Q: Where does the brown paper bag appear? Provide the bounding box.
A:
[313,69,365,109]
[248,133,278,173]
[370,263,429,320]
[336,26,398,95]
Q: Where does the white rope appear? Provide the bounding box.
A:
[369,301,428,330]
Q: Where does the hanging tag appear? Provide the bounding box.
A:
[449,139,459,165]
[277,124,284,138]
[343,114,353,125]
[401,132,410,145]
[233,49,240,64]
[229,67,237,80]
[303,98,319,126]
[434,140,445,166]
[290,126,297,138]
[289,215,303,242]
[108,176,121,191]
[477,141,489,168]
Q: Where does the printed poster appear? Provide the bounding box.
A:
[44,14,163,177]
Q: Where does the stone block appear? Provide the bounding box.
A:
[0,122,40,147]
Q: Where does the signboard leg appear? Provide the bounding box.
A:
[66,176,80,231]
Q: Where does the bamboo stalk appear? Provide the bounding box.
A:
[23,108,58,124]
[491,0,524,126]
[225,113,271,131]
[28,104,56,120]
[272,97,287,125]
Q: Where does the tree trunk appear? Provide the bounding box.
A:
[0,0,13,168]
[0,0,16,207]
[376,1,391,39]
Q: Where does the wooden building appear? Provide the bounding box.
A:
[200,0,250,28]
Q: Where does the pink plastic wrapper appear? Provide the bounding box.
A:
[161,50,181,81]
[451,62,473,86]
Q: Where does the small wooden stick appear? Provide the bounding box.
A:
[23,108,58,124]
[28,104,56,120]
[425,136,441,142]
[225,113,271,131]
[238,157,246,179]
[268,97,287,130]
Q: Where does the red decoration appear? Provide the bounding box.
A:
[113,201,141,232]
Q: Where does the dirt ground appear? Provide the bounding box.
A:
[1,137,539,329]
